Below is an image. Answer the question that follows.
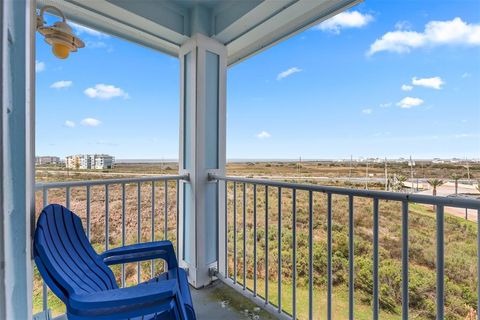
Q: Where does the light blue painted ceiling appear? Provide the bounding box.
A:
[37,0,361,65]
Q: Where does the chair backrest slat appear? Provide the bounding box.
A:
[34,204,118,303]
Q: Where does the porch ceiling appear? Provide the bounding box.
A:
[37,0,361,65]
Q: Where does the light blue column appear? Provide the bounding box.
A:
[0,0,35,318]
[179,34,226,288]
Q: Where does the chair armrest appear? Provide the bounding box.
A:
[100,240,178,268]
[68,279,185,318]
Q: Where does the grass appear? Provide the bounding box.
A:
[33,162,480,319]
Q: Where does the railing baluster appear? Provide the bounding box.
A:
[164,180,169,273]
[477,208,480,320]
[265,185,269,305]
[253,184,257,297]
[225,181,228,278]
[278,187,282,313]
[402,201,409,320]
[308,190,313,320]
[151,181,155,277]
[66,186,70,209]
[105,184,109,251]
[164,180,168,240]
[292,188,297,320]
[137,182,141,283]
[86,186,91,240]
[373,198,379,320]
[327,193,332,320]
[243,183,247,290]
[348,195,354,320]
[176,180,180,257]
[436,205,444,319]
[233,181,237,284]
[121,183,126,288]
[42,188,48,311]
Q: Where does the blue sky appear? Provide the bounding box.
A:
[36,0,480,160]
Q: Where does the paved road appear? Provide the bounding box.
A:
[416,182,479,222]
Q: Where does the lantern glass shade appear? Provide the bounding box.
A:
[37,6,85,59]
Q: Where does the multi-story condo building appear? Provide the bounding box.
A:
[65,154,114,170]
[65,155,81,169]
[35,156,60,165]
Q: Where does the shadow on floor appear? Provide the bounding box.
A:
[191,280,278,320]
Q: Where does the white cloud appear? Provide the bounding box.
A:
[379,102,392,108]
[454,133,475,138]
[412,76,444,89]
[396,97,424,109]
[316,11,373,34]
[36,60,45,73]
[362,108,373,114]
[86,41,114,52]
[367,17,480,56]
[401,84,413,91]
[51,80,73,89]
[80,118,101,127]
[462,72,471,78]
[256,131,271,139]
[84,84,129,100]
[64,120,75,128]
[70,22,109,38]
[87,41,107,48]
[277,67,302,80]
[395,20,412,31]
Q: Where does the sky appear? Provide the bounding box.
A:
[36,0,480,160]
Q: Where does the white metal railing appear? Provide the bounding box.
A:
[209,174,480,320]
[34,174,188,314]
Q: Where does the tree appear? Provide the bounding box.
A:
[450,173,463,195]
[427,179,444,196]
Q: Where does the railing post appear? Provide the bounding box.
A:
[327,193,332,320]
[402,201,409,320]
[348,195,354,320]
[477,209,480,320]
[436,205,444,319]
[373,198,379,320]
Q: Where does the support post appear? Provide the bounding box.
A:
[178,33,226,288]
[0,0,35,318]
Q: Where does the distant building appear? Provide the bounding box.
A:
[35,156,60,165]
[65,154,114,170]
[432,158,445,164]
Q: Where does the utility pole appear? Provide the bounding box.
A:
[410,155,414,193]
[384,157,388,191]
[365,160,369,190]
[465,157,471,181]
[349,155,353,180]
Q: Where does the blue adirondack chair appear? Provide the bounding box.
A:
[34,204,196,320]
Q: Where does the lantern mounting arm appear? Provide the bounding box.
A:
[37,5,66,29]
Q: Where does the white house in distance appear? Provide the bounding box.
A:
[65,154,115,170]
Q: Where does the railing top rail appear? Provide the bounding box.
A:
[209,174,480,209]
[35,174,189,190]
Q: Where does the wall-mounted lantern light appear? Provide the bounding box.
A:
[36,5,85,59]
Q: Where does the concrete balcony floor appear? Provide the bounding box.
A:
[192,281,277,320]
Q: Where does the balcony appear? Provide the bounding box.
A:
[2,0,480,319]
[32,174,480,319]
